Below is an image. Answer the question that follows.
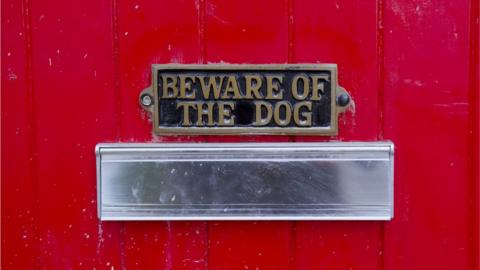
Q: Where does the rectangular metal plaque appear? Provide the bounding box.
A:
[96,142,394,220]
[140,64,351,135]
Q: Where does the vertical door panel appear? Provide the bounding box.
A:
[28,0,123,268]
[383,0,473,269]
[115,0,207,269]
[1,0,37,268]
[292,1,383,269]
[203,0,293,269]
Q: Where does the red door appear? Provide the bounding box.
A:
[2,0,479,269]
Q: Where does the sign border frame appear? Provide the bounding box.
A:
[143,64,346,135]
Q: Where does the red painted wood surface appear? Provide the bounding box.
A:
[2,0,479,269]
[382,1,477,268]
[115,1,207,268]
[291,1,383,268]
[203,1,293,270]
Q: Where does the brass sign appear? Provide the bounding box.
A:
[140,64,351,135]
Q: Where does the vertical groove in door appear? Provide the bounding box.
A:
[197,0,210,269]
[23,0,39,267]
[467,0,480,267]
[112,0,122,141]
[287,0,297,269]
[110,0,126,268]
[1,0,38,267]
[376,0,386,141]
[376,0,387,269]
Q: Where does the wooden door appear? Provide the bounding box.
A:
[2,0,479,269]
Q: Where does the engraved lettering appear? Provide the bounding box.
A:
[198,76,224,99]
[222,76,243,99]
[273,101,291,126]
[179,75,196,99]
[162,75,178,98]
[245,75,263,99]
[218,102,235,126]
[311,75,327,101]
[266,75,283,99]
[254,101,273,126]
[196,102,215,126]
[176,102,196,126]
[291,75,309,100]
[293,101,312,126]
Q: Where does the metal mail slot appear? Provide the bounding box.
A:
[96,142,394,220]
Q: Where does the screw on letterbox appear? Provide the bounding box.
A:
[336,93,350,107]
[141,94,153,107]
